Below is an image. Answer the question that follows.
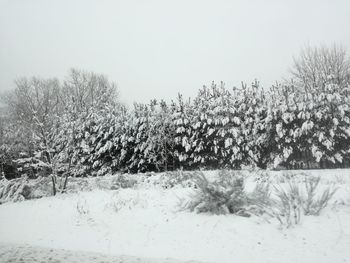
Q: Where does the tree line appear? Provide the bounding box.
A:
[1,45,350,179]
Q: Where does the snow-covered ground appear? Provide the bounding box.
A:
[0,242,202,263]
[0,169,350,263]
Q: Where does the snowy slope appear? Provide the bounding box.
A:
[0,169,350,263]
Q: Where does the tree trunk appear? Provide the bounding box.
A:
[51,175,56,196]
[61,174,69,193]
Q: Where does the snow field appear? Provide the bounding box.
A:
[0,169,350,263]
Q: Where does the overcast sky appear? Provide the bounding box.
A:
[0,0,349,105]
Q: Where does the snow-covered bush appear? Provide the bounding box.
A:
[0,176,53,203]
[110,174,137,189]
[266,174,337,227]
[271,180,303,227]
[301,176,337,215]
[158,170,195,189]
[248,181,272,210]
[184,170,249,216]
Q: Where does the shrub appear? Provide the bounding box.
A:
[110,174,137,189]
[159,170,195,189]
[184,170,249,216]
[302,176,337,216]
[265,174,337,227]
[248,181,272,215]
[0,176,53,203]
[271,181,302,227]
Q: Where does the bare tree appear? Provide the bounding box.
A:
[3,77,62,162]
[291,44,350,90]
[62,68,119,114]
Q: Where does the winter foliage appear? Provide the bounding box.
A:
[1,69,350,178]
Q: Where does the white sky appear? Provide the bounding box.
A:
[0,0,350,105]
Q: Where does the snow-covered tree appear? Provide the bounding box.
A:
[173,94,195,170]
[50,69,120,177]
